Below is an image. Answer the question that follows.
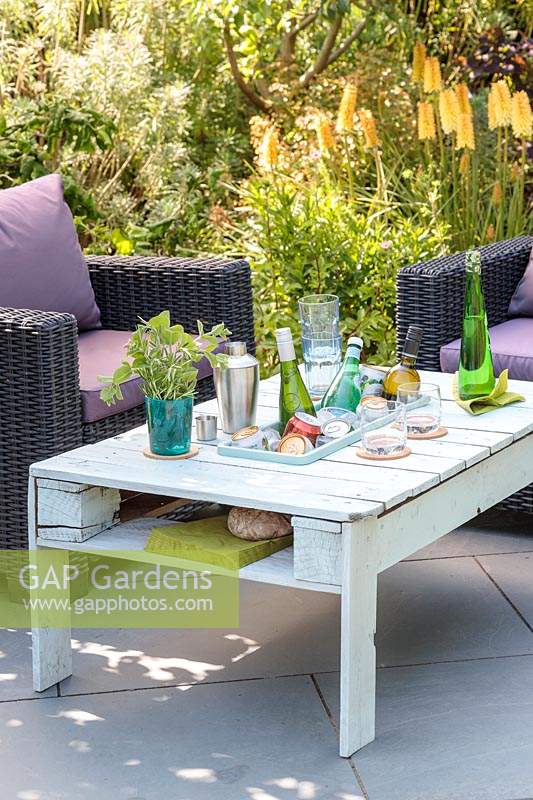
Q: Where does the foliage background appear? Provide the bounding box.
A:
[0,0,531,370]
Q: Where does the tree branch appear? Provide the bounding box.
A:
[280,7,320,66]
[299,14,343,88]
[223,24,270,113]
[327,16,368,65]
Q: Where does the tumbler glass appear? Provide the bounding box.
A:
[360,399,407,456]
[298,294,341,397]
[397,382,442,436]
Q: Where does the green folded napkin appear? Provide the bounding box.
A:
[145,515,293,570]
[452,370,525,415]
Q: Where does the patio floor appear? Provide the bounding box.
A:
[1,509,533,800]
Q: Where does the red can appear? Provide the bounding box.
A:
[283,412,321,445]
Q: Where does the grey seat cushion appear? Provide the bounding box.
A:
[508,245,533,317]
[440,317,533,382]
[78,329,217,423]
[0,174,101,330]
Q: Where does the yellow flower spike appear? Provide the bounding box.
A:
[488,81,512,129]
[511,91,533,139]
[423,57,442,93]
[439,89,460,134]
[456,112,475,150]
[412,41,426,84]
[359,109,380,148]
[418,102,436,140]
[336,83,358,133]
[486,224,495,241]
[459,151,470,175]
[491,181,503,205]
[511,162,522,181]
[258,125,279,170]
[316,115,335,153]
[454,83,472,117]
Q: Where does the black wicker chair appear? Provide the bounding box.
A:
[396,234,533,512]
[0,255,255,549]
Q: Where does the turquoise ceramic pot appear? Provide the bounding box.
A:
[145,396,193,456]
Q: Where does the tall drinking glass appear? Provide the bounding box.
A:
[298,294,341,398]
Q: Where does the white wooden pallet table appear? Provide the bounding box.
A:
[28,370,533,757]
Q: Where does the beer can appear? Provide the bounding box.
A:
[321,418,351,439]
[231,425,264,449]
[278,433,314,455]
[283,412,321,444]
[262,427,282,452]
[316,435,334,447]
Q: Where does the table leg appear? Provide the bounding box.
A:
[28,477,73,692]
[339,517,378,757]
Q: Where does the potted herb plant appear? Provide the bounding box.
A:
[99,311,230,456]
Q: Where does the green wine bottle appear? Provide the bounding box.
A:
[276,328,316,429]
[320,336,363,412]
[459,251,495,400]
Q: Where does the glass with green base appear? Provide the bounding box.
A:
[459,251,496,400]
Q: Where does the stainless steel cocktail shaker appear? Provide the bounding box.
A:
[214,342,259,434]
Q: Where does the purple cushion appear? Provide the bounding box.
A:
[440,317,533,381]
[0,174,100,330]
[509,246,533,317]
[78,329,217,423]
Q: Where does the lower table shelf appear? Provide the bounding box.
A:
[35,517,340,595]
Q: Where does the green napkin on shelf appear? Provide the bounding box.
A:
[452,370,525,415]
[145,515,293,570]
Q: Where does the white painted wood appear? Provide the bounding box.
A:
[375,432,533,571]
[340,516,378,757]
[440,399,533,438]
[37,480,120,543]
[293,526,341,584]
[92,435,441,510]
[30,452,381,522]
[28,476,73,692]
[291,516,341,533]
[38,483,120,528]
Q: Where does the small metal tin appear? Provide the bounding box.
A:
[195,413,218,441]
[278,433,314,455]
[316,408,335,426]
[322,418,351,439]
[315,435,334,447]
[231,425,264,449]
[262,427,282,451]
[283,412,321,444]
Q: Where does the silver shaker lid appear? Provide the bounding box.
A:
[226,341,247,356]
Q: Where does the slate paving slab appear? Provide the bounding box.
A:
[60,552,533,696]
[477,552,533,629]
[316,656,533,800]
[0,628,56,702]
[406,510,533,560]
[0,675,361,800]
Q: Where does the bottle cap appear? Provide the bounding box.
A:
[347,336,363,349]
[403,326,423,357]
[406,326,423,341]
[275,328,293,343]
